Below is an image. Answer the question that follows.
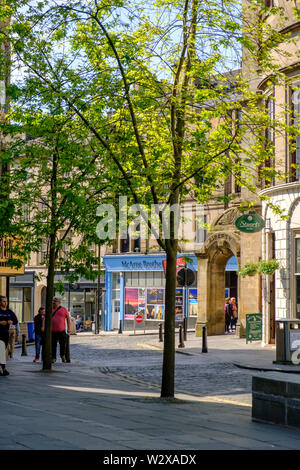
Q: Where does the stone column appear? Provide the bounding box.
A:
[0,276,7,296]
[237,231,262,338]
[195,256,209,337]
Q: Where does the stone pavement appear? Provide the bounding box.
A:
[76,329,299,374]
[2,330,300,452]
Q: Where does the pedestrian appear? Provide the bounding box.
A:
[52,297,71,363]
[33,306,45,363]
[65,311,73,363]
[0,295,15,376]
[230,297,238,332]
[224,297,232,334]
[5,302,20,360]
[75,315,83,332]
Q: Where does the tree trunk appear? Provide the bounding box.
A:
[161,244,178,398]
[42,231,56,371]
[43,146,59,371]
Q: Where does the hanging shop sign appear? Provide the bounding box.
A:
[235,213,265,233]
[0,237,25,275]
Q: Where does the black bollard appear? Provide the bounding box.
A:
[159,323,163,342]
[178,324,185,348]
[65,334,71,363]
[118,319,123,334]
[202,326,208,353]
[21,334,27,356]
[183,317,187,342]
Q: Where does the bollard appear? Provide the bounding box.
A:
[183,317,187,342]
[178,324,185,348]
[65,334,71,363]
[159,323,163,342]
[202,326,208,353]
[118,320,123,334]
[21,334,27,356]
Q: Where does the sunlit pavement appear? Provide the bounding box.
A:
[2,332,300,450]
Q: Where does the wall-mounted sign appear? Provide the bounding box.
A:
[235,214,265,233]
[0,238,24,275]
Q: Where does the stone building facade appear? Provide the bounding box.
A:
[4,0,300,341]
[196,0,300,342]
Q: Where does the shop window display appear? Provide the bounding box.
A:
[123,270,197,320]
[188,289,198,316]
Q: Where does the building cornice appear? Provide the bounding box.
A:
[259,181,300,198]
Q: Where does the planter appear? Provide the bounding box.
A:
[237,262,258,278]
[238,259,279,278]
[257,259,280,276]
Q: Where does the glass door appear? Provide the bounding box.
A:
[111,299,120,330]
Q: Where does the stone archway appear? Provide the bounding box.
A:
[34,284,47,313]
[195,228,241,336]
[41,286,46,306]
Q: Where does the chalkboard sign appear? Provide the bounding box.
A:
[246,313,262,343]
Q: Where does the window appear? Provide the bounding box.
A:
[264,96,275,186]
[120,234,130,253]
[265,0,273,7]
[40,240,48,264]
[125,271,165,288]
[40,202,48,222]
[9,287,32,322]
[235,110,242,193]
[291,82,300,181]
[133,224,141,252]
[196,215,207,244]
[224,173,232,209]
[23,204,31,222]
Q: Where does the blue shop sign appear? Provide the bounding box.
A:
[103,253,198,272]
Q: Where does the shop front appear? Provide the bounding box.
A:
[261,182,300,345]
[9,272,34,322]
[54,273,105,324]
[103,253,198,331]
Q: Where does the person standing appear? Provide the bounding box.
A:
[75,315,83,332]
[33,306,45,363]
[0,295,15,376]
[6,304,20,360]
[230,297,238,332]
[224,297,232,334]
[52,297,71,363]
[65,311,73,363]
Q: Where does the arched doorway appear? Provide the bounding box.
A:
[41,286,46,307]
[225,256,238,300]
[195,231,240,336]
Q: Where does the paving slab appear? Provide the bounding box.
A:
[3,332,300,455]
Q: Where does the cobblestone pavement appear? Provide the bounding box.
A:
[13,332,265,405]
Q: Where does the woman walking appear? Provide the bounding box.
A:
[224,297,232,334]
[33,307,45,363]
[230,298,238,332]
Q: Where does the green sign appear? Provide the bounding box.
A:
[235,214,265,233]
[246,313,262,343]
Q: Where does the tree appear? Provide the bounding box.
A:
[1,0,295,393]
[0,95,115,369]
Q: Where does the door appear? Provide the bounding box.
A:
[269,276,276,344]
[111,299,120,330]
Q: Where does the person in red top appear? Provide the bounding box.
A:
[52,297,71,363]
